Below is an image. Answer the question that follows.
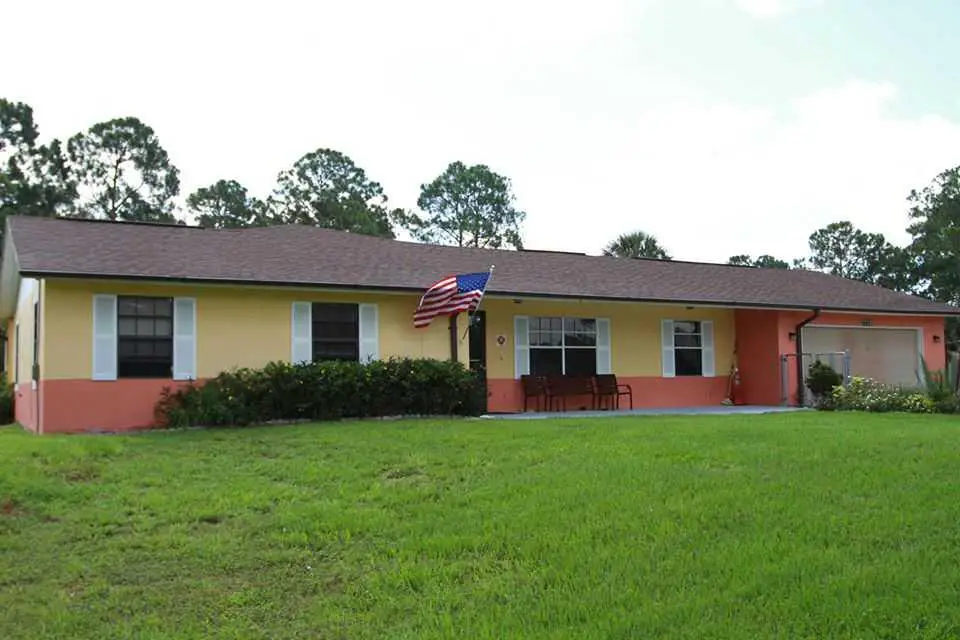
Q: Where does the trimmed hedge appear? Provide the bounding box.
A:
[0,374,12,424]
[155,358,486,428]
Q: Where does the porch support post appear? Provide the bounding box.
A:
[449,315,458,362]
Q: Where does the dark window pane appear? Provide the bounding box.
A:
[312,303,359,362]
[564,318,596,333]
[674,334,702,348]
[136,318,155,336]
[118,360,171,379]
[674,321,701,335]
[118,318,137,336]
[313,341,359,362]
[675,348,703,376]
[531,329,561,347]
[155,341,172,358]
[563,317,597,347]
[118,298,139,316]
[118,340,136,358]
[530,348,563,376]
[313,303,358,322]
[314,320,357,341]
[565,330,596,347]
[565,348,597,376]
[155,318,172,336]
[117,296,174,379]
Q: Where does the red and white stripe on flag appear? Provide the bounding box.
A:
[413,274,485,328]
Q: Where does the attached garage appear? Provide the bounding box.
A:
[802,326,922,388]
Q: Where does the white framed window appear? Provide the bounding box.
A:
[661,319,715,377]
[91,294,196,381]
[515,316,611,377]
[291,302,379,364]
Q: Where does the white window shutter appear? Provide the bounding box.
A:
[172,297,197,380]
[661,319,676,378]
[358,303,379,362]
[514,316,530,378]
[701,320,715,377]
[596,318,611,374]
[291,302,312,364]
[92,295,117,381]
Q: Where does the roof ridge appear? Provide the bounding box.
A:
[45,215,198,229]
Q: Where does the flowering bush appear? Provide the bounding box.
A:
[155,357,486,428]
[830,376,934,413]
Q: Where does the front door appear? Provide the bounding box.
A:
[468,311,488,412]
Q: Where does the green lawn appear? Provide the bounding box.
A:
[2,413,960,639]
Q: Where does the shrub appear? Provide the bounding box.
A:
[920,354,959,403]
[806,359,843,403]
[830,376,933,413]
[0,374,13,424]
[155,357,485,428]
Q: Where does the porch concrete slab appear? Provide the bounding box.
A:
[480,405,807,420]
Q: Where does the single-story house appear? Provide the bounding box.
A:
[1,215,956,433]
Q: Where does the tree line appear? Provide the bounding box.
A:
[4,96,960,315]
[603,181,960,313]
[0,99,526,249]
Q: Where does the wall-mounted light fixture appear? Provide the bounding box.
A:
[933,335,942,344]
[788,331,797,341]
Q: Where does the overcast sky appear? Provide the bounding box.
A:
[5,0,960,263]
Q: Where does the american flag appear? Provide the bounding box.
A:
[413,271,491,328]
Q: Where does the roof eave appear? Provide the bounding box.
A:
[0,225,22,320]
[27,270,960,317]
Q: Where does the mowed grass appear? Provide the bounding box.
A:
[2,414,960,639]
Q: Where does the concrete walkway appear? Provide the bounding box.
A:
[480,405,806,420]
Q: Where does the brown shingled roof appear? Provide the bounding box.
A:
[4,215,957,315]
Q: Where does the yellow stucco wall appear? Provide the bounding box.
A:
[10,278,41,385]
[482,297,735,379]
[39,278,731,382]
[42,279,468,380]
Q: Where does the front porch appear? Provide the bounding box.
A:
[481,405,808,420]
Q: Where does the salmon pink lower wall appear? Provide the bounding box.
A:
[486,376,729,413]
[14,383,38,432]
[40,379,196,434]
[776,312,945,406]
[733,310,782,406]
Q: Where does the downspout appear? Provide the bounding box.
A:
[794,309,821,406]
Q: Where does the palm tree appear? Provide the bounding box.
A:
[602,231,671,260]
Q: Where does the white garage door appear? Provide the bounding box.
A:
[802,326,921,387]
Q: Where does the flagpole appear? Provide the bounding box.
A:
[462,264,495,341]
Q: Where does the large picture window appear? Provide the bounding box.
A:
[117,296,173,378]
[673,320,703,376]
[529,317,597,376]
[312,303,359,362]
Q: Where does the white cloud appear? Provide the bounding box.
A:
[515,80,960,262]
[2,0,957,266]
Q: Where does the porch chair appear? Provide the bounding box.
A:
[594,374,633,410]
[520,374,548,412]
[545,375,598,412]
